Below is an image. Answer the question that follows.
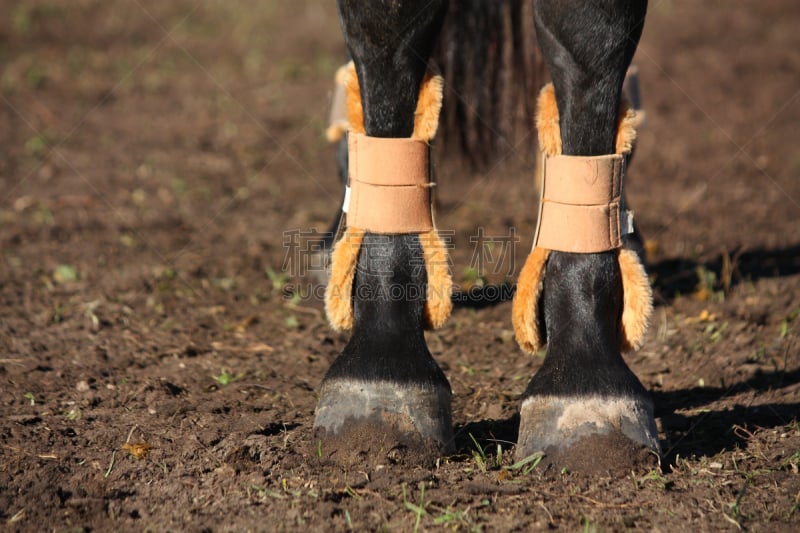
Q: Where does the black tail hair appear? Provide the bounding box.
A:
[435,0,544,167]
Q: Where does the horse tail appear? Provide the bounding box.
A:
[435,0,544,167]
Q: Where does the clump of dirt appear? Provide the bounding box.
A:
[313,421,446,470]
[539,432,661,476]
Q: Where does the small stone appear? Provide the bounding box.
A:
[76,380,90,392]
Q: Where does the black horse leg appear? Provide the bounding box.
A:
[313,0,452,462]
[515,0,659,470]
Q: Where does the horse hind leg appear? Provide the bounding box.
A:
[312,0,453,466]
[512,0,660,472]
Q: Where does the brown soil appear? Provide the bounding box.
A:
[2,0,799,531]
[313,421,446,471]
[539,433,661,478]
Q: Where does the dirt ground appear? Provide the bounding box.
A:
[1,0,799,531]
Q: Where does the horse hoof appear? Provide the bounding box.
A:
[515,395,660,474]
[313,379,454,467]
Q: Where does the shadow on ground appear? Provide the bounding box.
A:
[451,244,800,309]
[449,366,800,471]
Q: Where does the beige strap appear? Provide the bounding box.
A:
[345,133,433,233]
[534,153,632,253]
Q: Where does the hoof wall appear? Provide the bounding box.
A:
[516,395,660,474]
[313,379,454,467]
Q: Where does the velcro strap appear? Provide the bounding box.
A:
[543,155,623,204]
[346,133,433,234]
[534,154,631,253]
[537,201,621,252]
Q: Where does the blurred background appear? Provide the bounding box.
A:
[1,1,798,530]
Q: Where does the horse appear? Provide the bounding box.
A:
[312,0,656,472]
